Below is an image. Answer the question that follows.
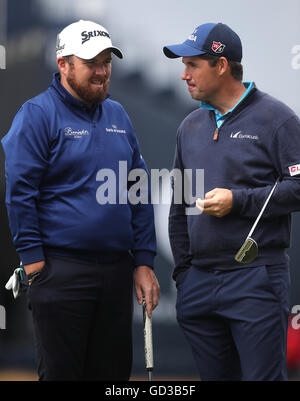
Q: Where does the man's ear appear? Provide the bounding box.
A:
[217,56,229,76]
[57,57,68,75]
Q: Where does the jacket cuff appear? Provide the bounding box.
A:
[231,189,245,214]
[19,246,45,266]
[134,251,155,269]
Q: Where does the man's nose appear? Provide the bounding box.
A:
[95,63,107,75]
[181,68,189,81]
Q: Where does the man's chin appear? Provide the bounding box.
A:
[88,86,108,103]
[190,94,202,102]
[188,90,201,102]
[81,90,107,106]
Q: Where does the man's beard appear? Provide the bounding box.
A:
[66,70,109,106]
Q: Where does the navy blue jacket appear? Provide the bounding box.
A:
[169,84,300,279]
[2,73,156,267]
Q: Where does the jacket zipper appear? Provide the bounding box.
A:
[213,127,219,141]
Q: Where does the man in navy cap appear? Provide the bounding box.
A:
[163,22,300,380]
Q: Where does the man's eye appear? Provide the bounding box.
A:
[84,60,95,66]
[85,59,111,66]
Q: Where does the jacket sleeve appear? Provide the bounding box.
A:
[231,115,300,218]
[128,131,156,268]
[1,102,50,265]
[168,130,192,279]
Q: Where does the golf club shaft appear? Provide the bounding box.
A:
[247,178,279,238]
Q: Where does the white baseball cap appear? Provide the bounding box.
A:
[56,20,123,60]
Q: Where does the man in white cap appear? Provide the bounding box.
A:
[2,20,160,381]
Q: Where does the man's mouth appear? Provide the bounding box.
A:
[187,83,195,91]
[90,79,105,87]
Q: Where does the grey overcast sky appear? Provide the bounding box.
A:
[36,0,300,112]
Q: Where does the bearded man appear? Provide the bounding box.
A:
[2,20,159,381]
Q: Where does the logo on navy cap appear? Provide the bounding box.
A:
[212,41,226,54]
[188,29,197,42]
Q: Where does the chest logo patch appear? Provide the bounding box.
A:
[64,127,89,139]
[230,131,259,140]
[105,124,127,134]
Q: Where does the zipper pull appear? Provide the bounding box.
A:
[213,128,219,141]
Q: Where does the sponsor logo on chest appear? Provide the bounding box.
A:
[64,127,89,139]
[105,124,127,134]
[230,131,259,141]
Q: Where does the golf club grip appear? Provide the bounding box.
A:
[143,302,154,370]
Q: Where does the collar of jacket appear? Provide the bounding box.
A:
[199,82,258,122]
[215,82,258,120]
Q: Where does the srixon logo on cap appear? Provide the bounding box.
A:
[211,41,226,54]
[81,30,110,44]
[289,164,300,176]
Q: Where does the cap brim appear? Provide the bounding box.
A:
[163,43,207,59]
[108,47,123,59]
[74,46,123,60]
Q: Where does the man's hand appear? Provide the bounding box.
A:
[24,261,45,275]
[134,266,160,318]
[196,188,233,217]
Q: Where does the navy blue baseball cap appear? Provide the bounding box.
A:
[163,23,242,62]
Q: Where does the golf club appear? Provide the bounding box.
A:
[235,178,279,264]
[142,299,153,381]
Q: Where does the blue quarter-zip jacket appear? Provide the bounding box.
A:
[169,84,300,279]
[2,73,156,267]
